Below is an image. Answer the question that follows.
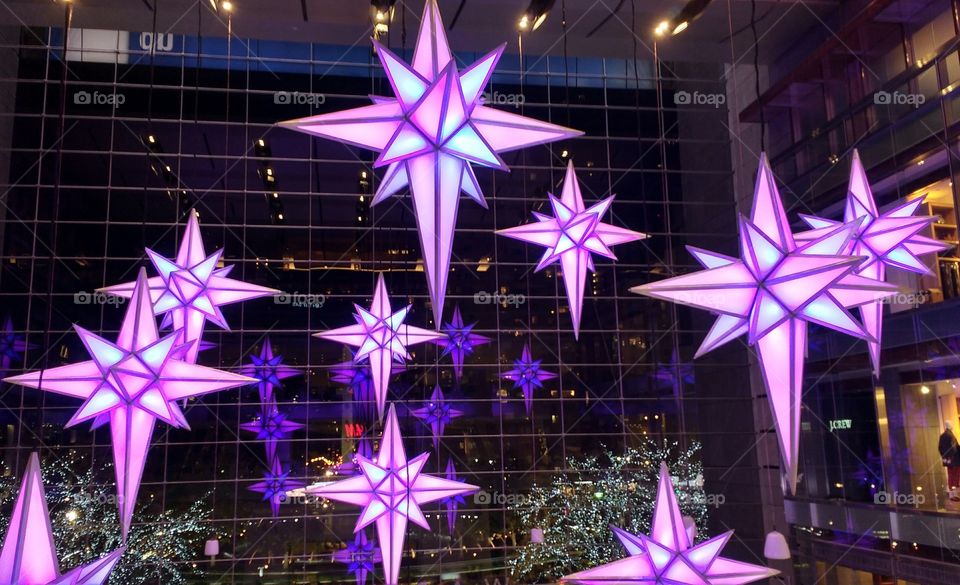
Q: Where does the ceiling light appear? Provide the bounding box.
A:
[519,0,555,31]
[654,21,670,36]
[221,1,233,13]
[671,21,688,35]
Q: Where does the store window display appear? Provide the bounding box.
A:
[940,421,960,509]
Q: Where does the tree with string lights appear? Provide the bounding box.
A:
[0,449,211,585]
[509,441,708,583]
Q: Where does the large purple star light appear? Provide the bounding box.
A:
[499,161,647,338]
[240,338,299,405]
[631,155,898,494]
[4,270,256,539]
[99,211,279,364]
[279,0,581,324]
[303,404,478,585]
[0,453,124,585]
[333,531,382,585]
[433,305,490,381]
[502,343,557,415]
[796,150,949,376]
[249,457,305,517]
[562,463,778,585]
[315,274,441,421]
[411,384,463,447]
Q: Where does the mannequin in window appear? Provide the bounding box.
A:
[939,421,960,503]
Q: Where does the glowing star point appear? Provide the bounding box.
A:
[99,211,279,363]
[796,149,949,377]
[315,274,442,421]
[433,305,490,381]
[562,463,779,585]
[498,161,647,338]
[501,344,557,415]
[4,270,256,539]
[305,404,478,585]
[279,0,581,324]
[411,384,463,447]
[630,154,897,494]
[0,453,124,585]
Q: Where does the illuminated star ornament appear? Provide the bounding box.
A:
[0,317,28,372]
[440,459,465,534]
[240,407,304,462]
[0,453,125,585]
[410,384,463,447]
[4,270,256,539]
[304,404,478,585]
[240,338,299,404]
[562,463,778,585]
[315,274,442,421]
[249,458,305,518]
[279,0,581,323]
[630,155,897,494]
[433,305,490,381]
[499,161,647,337]
[99,211,279,364]
[502,344,557,415]
[333,531,382,585]
[795,150,949,376]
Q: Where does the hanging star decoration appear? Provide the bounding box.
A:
[315,274,442,421]
[433,305,490,381]
[498,161,647,338]
[333,531,382,585]
[502,343,557,415]
[410,384,463,447]
[249,457,305,518]
[4,269,256,539]
[303,404,478,585]
[795,150,949,376]
[562,462,779,585]
[0,453,125,585]
[240,338,299,404]
[331,353,405,423]
[240,406,304,463]
[99,211,279,364]
[0,317,28,373]
[279,0,581,324]
[440,459,466,535]
[630,154,898,494]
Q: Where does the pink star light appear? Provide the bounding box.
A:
[630,154,897,494]
[0,453,124,585]
[562,462,778,585]
[315,274,442,421]
[279,0,581,324]
[4,270,256,539]
[304,404,478,585]
[499,161,647,338]
[795,150,949,376]
[99,211,279,363]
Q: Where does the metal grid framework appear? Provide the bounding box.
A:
[0,23,759,583]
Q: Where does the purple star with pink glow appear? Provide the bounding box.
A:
[315,274,441,421]
[4,269,256,539]
[0,317,28,372]
[562,463,778,585]
[411,384,463,447]
[433,305,490,381]
[279,0,581,324]
[249,457,305,518]
[630,154,898,493]
[439,459,465,534]
[502,344,557,415]
[240,338,299,404]
[498,161,647,338]
[240,406,304,462]
[99,211,279,364]
[304,404,478,585]
[795,150,949,376]
[0,453,124,585]
[333,531,382,585]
